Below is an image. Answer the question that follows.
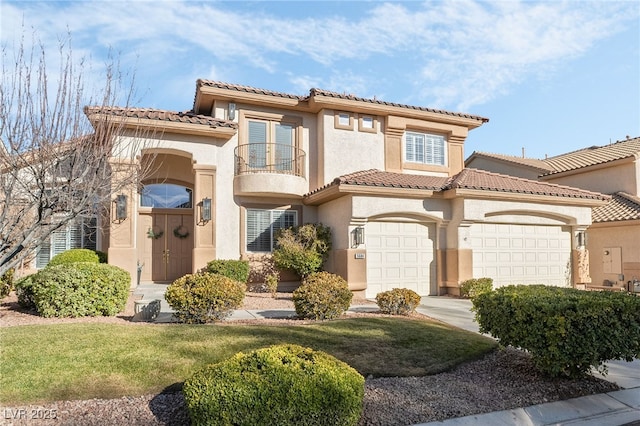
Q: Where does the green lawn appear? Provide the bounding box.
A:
[0,317,496,404]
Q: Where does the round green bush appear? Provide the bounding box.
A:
[15,274,37,309]
[293,272,353,320]
[183,344,364,426]
[1,268,15,299]
[459,277,493,299]
[376,288,421,315]
[165,272,245,324]
[31,263,130,317]
[205,259,250,283]
[47,249,99,268]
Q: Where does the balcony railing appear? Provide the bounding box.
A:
[234,143,306,178]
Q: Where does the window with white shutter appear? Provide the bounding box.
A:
[246,209,298,252]
[404,132,447,166]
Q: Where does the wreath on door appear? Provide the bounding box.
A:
[173,224,190,239]
[147,226,163,239]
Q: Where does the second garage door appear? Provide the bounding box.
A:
[470,223,571,288]
[365,221,435,298]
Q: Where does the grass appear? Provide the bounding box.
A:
[0,317,496,404]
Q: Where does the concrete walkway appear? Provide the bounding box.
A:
[133,285,640,425]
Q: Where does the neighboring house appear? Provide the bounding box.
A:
[466,137,640,291]
[84,81,608,297]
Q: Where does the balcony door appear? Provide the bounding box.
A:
[248,120,294,172]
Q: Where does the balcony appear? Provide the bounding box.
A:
[233,143,307,197]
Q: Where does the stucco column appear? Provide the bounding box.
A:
[192,165,216,271]
[572,228,591,288]
[107,159,138,287]
[444,222,473,295]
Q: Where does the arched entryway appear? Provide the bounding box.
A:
[137,152,195,282]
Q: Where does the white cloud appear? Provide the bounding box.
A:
[2,0,637,111]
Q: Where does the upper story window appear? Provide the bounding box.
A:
[334,111,353,130]
[246,208,298,252]
[404,132,447,166]
[248,119,296,171]
[141,183,193,208]
[358,115,377,133]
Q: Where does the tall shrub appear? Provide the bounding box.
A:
[273,223,331,278]
[473,285,640,378]
[183,344,364,426]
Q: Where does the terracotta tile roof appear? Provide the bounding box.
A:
[196,80,489,123]
[447,168,609,200]
[306,168,609,201]
[84,106,238,129]
[467,151,553,172]
[332,169,449,190]
[542,137,640,175]
[309,88,489,123]
[592,192,640,223]
[197,80,306,101]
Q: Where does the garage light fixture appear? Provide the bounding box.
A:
[576,231,586,248]
[352,226,365,248]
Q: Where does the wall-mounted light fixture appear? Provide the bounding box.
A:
[352,226,365,248]
[201,197,212,222]
[115,194,127,221]
[228,103,236,120]
[576,231,586,248]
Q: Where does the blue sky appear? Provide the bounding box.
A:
[2,0,639,159]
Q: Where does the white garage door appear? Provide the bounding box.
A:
[365,222,435,298]
[470,223,571,288]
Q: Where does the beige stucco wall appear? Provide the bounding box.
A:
[587,220,640,287]
[544,161,639,195]
[319,110,385,187]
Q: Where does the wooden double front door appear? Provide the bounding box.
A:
[138,212,193,282]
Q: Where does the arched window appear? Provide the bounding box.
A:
[140,183,192,208]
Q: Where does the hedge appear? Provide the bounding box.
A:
[376,288,421,315]
[472,285,640,378]
[205,259,250,283]
[47,249,100,267]
[293,272,352,320]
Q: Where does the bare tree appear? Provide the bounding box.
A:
[0,32,155,277]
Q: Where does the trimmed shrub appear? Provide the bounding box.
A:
[473,285,640,378]
[165,272,245,324]
[273,223,332,278]
[1,268,15,299]
[94,250,108,264]
[459,277,493,299]
[47,249,99,268]
[15,274,37,309]
[376,288,421,315]
[183,344,364,426]
[293,272,352,320]
[30,263,130,317]
[205,259,250,283]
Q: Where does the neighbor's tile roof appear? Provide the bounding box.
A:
[592,192,640,223]
[543,137,640,175]
[307,168,609,201]
[467,151,553,173]
[197,80,489,122]
[84,106,238,129]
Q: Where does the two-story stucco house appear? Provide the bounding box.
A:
[466,137,640,291]
[83,81,608,297]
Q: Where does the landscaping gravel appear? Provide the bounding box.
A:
[0,292,620,425]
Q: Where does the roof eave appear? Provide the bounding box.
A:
[441,188,610,206]
[304,183,436,205]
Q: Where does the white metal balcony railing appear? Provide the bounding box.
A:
[234,143,305,178]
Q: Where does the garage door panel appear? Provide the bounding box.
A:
[470,223,570,288]
[366,222,435,298]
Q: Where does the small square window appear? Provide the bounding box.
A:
[334,112,353,130]
[358,115,377,133]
